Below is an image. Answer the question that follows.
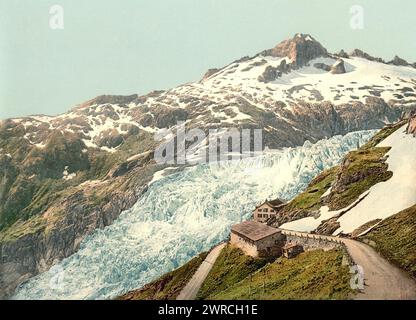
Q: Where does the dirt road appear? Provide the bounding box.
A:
[342,238,416,300]
[177,230,416,300]
[282,229,416,299]
[176,243,226,300]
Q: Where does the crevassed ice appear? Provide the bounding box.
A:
[13,130,376,300]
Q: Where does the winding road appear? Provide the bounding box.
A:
[282,229,416,300]
[177,230,416,300]
[177,243,226,300]
[342,238,416,300]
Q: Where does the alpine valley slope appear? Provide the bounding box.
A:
[280,118,416,237]
[12,130,374,300]
[1,33,416,298]
[116,119,416,301]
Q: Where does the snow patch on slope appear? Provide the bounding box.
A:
[280,125,416,235]
[335,125,416,234]
[197,55,416,106]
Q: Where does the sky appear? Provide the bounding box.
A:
[1,0,416,119]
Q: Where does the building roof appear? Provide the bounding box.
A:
[282,243,301,250]
[255,198,285,210]
[231,221,281,242]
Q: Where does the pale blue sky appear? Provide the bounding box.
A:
[1,0,415,119]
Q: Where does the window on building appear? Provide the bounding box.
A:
[263,208,268,212]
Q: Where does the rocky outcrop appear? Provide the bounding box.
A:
[315,217,341,236]
[350,49,385,63]
[326,149,392,211]
[335,97,402,132]
[95,128,124,148]
[407,110,416,135]
[77,94,138,109]
[314,62,331,72]
[331,59,346,74]
[261,33,328,67]
[388,55,409,67]
[258,66,280,83]
[337,49,349,59]
[202,68,221,81]
[154,108,189,128]
[313,59,346,74]
[258,60,291,83]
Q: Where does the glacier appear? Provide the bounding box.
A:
[12,130,376,300]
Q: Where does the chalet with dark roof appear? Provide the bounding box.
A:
[253,198,286,223]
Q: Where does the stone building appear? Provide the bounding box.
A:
[282,243,304,259]
[253,198,285,223]
[230,221,286,258]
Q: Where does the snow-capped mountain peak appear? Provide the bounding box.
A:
[260,33,328,66]
[2,34,415,155]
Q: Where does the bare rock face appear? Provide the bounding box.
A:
[314,62,331,72]
[407,110,416,136]
[388,55,409,66]
[258,60,291,83]
[350,49,385,63]
[95,128,123,148]
[0,162,155,299]
[154,108,189,128]
[258,65,280,83]
[337,49,349,59]
[261,33,328,67]
[202,68,220,81]
[77,94,138,109]
[315,217,341,236]
[331,59,346,74]
[313,59,346,74]
[329,151,391,197]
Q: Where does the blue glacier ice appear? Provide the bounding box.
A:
[13,130,376,300]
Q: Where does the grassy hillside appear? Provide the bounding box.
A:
[285,167,337,212]
[280,123,403,229]
[196,244,268,299]
[360,121,407,149]
[0,125,157,239]
[206,249,353,300]
[360,204,416,277]
[117,251,208,300]
[326,146,392,210]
